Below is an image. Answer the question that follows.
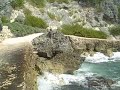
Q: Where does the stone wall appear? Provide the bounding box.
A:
[69,35,120,57]
[0,44,37,90]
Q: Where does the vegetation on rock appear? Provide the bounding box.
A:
[28,0,45,8]
[118,6,120,19]
[5,22,44,37]
[11,0,24,9]
[24,15,48,29]
[47,12,56,20]
[1,16,10,24]
[109,25,120,36]
[47,0,69,3]
[60,24,107,39]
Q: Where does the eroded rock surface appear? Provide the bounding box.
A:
[0,44,37,90]
[69,35,120,57]
[32,30,85,74]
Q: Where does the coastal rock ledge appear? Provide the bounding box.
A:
[1,30,120,90]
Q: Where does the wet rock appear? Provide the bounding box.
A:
[86,76,116,90]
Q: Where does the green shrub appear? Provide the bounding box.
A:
[47,12,56,20]
[5,22,45,37]
[11,0,24,9]
[1,16,9,23]
[109,25,120,36]
[60,24,107,39]
[24,15,48,29]
[80,0,103,12]
[28,0,45,8]
[118,6,120,19]
[23,8,32,15]
[47,0,69,3]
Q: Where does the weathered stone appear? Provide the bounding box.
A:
[86,76,116,90]
[32,30,74,59]
[101,0,119,22]
[0,44,37,90]
[0,0,13,17]
[32,30,85,74]
[69,35,120,56]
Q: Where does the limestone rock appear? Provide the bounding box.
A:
[32,30,73,59]
[0,44,37,90]
[0,0,13,17]
[68,35,120,56]
[32,30,85,74]
[101,0,119,22]
[0,26,13,42]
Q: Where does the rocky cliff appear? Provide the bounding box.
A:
[0,0,120,36]
[69,35,120,56]
[32,30,85,74]
[0,31,120,90]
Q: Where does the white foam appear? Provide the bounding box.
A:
[37,72,85,90]
[85,52,120,63]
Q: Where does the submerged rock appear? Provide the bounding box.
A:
[86,76,116,90]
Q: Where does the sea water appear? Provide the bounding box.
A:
[37,52,120,90]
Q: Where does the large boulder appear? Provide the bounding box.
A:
[32,30,74,59]
[32,30,85,74]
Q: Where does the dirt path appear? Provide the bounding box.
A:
[0,33,44,58]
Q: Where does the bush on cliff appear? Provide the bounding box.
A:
[5,22,44,37]
[47,0,69,3]
[60,24,107,39]
[28,0,45,8]
[118,6,120,19]
[24,15,48,29]
[11,0,24,9]
[1,16,10,24]
[109,25,120,36]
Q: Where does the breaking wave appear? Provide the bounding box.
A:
[37,52,120,90]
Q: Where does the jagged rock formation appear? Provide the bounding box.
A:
[32,30,85,74]
[59,76,116,90]
[69,35,120,57]
[0,0,120,36]
[86,76,116,90]
[0,0,13,17]
[101,0,119,23]
[0,31,120,90]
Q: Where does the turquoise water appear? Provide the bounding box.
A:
[76,61,120,81]
[38,52,120,90]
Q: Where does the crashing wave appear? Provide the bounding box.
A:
[85,52,120,63]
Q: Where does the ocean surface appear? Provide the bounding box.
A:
[37,52,120,90]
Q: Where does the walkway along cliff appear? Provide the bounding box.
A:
[1,30,120,90]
